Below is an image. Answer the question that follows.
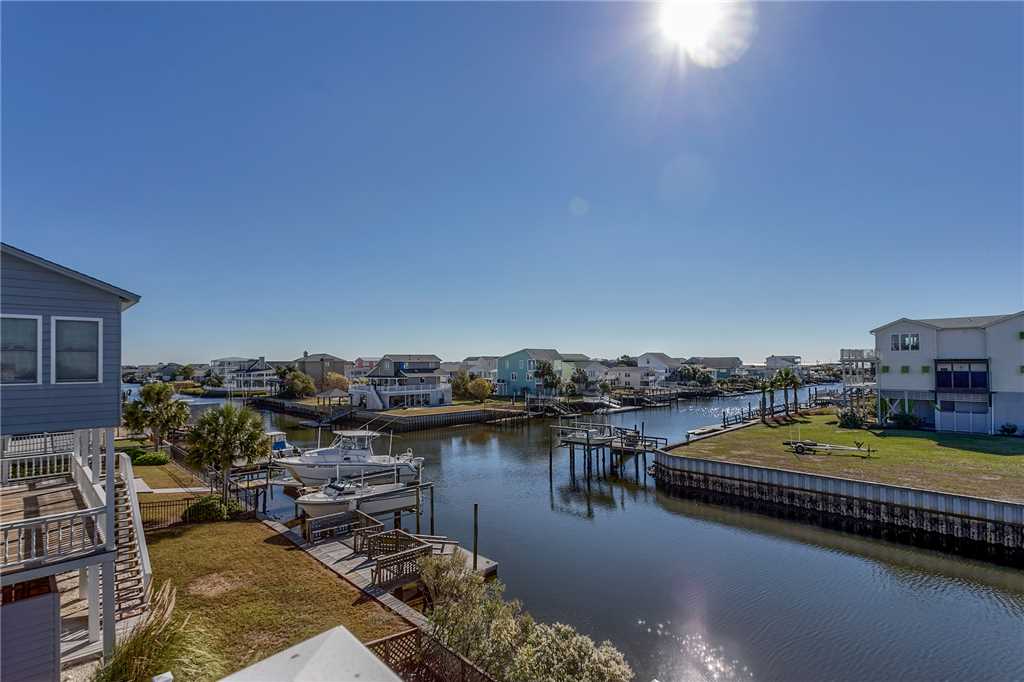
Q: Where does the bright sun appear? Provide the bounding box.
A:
[659,1,726,52]
[657,1,756,69]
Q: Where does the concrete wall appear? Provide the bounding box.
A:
[1,252,124,435]
[655,449,1024,550]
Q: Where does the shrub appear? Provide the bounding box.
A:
[125,446,148,461]
[132,451,170,466]
[837,408,864,429]
[999,423,1019,436]
[181,495,243,523]
[889,412,923,429]
[420,554,632,682]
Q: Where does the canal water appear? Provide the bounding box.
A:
[133,384,1024,680]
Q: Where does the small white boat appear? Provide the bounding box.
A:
[267,430,296,457]
[560,428,616,446]
[296,480,419,518]
[276,430,423,485]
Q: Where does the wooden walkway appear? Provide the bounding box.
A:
[261,518,497,629]
[0,478,86,522]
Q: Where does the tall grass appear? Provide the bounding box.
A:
[91,581,226,682]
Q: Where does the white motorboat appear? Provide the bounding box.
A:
[275,430,423,485]
[266,430,297,457]
[296,480,419,518]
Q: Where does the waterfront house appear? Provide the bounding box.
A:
[0,243,151,674]
[496,349,562,396]
[636,352,683,386]
[840,349,877,386]
[604,365,658,389]
[349,354,451,409]
[222,357,278,392]
[463,356,499,382]
[871,312,1024,434]
[293,351,352,388]
[686,356,743,380]
[439,361,472,381]
[346,356,381,380]
[766,354,803,377]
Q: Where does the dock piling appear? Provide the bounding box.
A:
[473,503,479,571]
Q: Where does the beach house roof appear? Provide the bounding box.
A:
[870,312,1024,333]
[2,242,140,310]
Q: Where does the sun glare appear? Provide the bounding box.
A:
[658,1,756,69]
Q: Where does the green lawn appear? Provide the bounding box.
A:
[133,462,207,490]
[148,520,409,678]
[669,414,1024,502]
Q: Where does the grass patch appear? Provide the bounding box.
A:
[116,438,150,450]
[670,414,1024,502]
[138,492,201,503]
[133,463,206,490]
[147,520,409,676]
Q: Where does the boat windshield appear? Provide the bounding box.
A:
[327,482,357,495]
[330,434,373,450]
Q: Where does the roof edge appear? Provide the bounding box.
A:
[2,242,141,311]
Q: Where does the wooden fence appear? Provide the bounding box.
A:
[367,628,496,682]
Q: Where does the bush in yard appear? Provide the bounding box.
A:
[467,377,493,403]
[420,553,632,682]
[836,408,864,429]
[889,412,923,429]
[999,423,1019,436]
[132,451,170,466]
[181,495,242,523]
[125,446,148,462]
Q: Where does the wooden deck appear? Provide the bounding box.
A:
[0,477,87,523]
[262,519,497,630]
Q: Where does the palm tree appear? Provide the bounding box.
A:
[789,372,802,414]
[774,369,796,416]
[187,403,269,503]
[754,378,770,423]
[122,400,149,438]
[134,383,190,451]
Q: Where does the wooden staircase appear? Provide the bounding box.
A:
[110,475,147,619]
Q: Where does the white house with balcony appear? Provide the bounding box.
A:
[349,354,451,410]
[636,352,683,386]
[603,365,658,389]
[871,312,1024,434]
[0,243,151,677]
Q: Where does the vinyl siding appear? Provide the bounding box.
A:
[1,252,124,435]
[0,587,61,682]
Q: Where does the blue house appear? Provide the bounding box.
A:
[496,349,562,397]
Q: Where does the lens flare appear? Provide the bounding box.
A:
[658,1,757,68]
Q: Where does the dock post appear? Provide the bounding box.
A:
[394,510,401,531]
[430,485,435,536]
[416,488,421,535]
[473,503,479,571]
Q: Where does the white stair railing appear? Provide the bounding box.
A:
[118,453,152,595]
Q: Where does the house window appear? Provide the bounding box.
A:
[937,361,987,391]
[52,317,102,383]
[1,315,41,384]
[891,333,919,351]
[511,372,517,381]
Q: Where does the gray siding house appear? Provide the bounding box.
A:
[1,243,139,435]
[1,244,147,675]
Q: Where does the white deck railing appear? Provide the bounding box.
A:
[0,451,73,485]
[0,505,106,569]
[1,431,75,458]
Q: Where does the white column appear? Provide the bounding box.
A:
[101,557,116,659]
[87,564,100,643]
[90,429,100,480]
[105,427,116,552]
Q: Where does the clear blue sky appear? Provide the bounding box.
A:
[3,2,1021,365]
